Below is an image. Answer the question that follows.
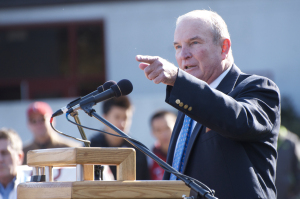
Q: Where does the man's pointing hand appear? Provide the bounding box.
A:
[136,55,178,86]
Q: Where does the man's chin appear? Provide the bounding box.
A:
[185,71,198,78]
[183,70,203,80]
[107,130,124,135]
[183,67,197,75]
[0,170,8,175]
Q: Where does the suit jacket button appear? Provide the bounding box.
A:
[184,104,188,109]
[176,99,180,104]
[188,107,192,111]
[179,102,184,107]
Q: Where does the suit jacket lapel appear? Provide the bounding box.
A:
[216,64,242,94]
[181,64,242,174]
[182,122,203,173]
[163,112,185,179]
[166,112,185,165]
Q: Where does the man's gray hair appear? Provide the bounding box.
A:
[176,10,234,65]
[0,128,23,152]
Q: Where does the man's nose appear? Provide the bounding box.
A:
[180,46,192,59]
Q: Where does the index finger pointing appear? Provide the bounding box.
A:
[136,55,158,64]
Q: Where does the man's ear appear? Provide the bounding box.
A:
[18,151,24,165]
[221,38,231,60]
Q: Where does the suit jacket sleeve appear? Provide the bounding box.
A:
[166,69,280,141]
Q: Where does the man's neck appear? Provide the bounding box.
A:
[104,129,124,147]
[209,64,232,89]
[206,62,232,85]
[160,144,169,156]
[0,175,15,188]
[34,133,52,146]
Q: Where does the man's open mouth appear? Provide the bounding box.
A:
[184,65,196,70]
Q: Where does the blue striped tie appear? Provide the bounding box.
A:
[170,115,193,180]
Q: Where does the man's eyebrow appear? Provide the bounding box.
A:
[189,36,204,42]
[173,36,205,45]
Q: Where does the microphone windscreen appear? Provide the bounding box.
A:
[97,80,117,93]
[111,79,133,97]
[103,80,117,90]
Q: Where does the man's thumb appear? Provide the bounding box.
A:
[138,63,149,70]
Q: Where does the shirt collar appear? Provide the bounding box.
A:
[209,65,232,89]
[0,176,16,198]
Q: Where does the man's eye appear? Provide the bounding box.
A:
[174,45,181,49]
[192,41,198,45]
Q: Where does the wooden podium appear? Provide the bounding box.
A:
[17,147,190,199]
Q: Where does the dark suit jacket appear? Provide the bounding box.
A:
[163,64,280,199]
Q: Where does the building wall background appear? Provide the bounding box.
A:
[0,0,299,148]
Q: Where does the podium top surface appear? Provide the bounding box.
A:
[18,180,191,199]
[27,147,136,167]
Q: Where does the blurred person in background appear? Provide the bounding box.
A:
[0,128,24,199]
[148,110,176,180]
[23,101,80,165]
[276,126,300,199]
[90,96,150,180]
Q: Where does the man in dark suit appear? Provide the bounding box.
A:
[136,10,280,199]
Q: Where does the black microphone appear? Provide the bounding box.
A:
[81,80,117,102]
[52,80,116,117]
[67,79,133,114]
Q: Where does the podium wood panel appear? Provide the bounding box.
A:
[18,181,190,199]
[27,147,136,181]
[18,182,73,199]
[27,147,136,166]
[83,164,94,181]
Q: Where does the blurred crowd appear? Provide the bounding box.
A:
[1,97,300,199]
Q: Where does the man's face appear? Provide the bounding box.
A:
[104,106,133,134]
[174,17,224,84]
[152,115,175,148]
[0,139,23,181]
[27,112,50,139]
